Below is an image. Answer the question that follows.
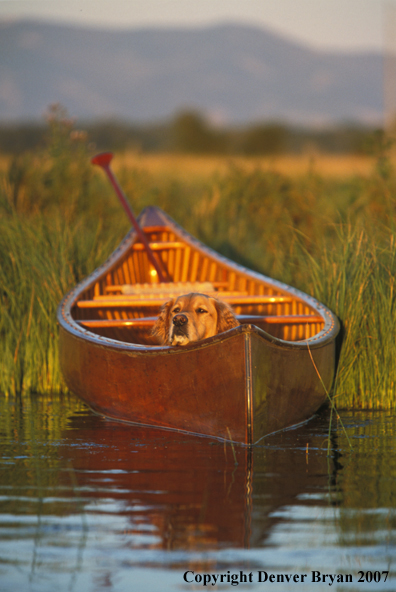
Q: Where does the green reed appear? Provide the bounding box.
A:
[0,212,124,394]
[0,108,395,407]
[297,225,396,409]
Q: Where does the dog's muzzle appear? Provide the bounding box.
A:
[172,313,188,329]
[170,313,190,345]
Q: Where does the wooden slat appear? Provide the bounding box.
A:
[190,251,200,283]
[132,241,185,251]
[78,317,157,328]
[75,293,293,309]
[238,314,324,325]
[221,295,293,305]
[140,225,170,234]
[77,314,323,329]
[105,280,230,293]
[181,245,191,283]
[94,290,247,300]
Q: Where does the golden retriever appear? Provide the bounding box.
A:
[152,293,240,346]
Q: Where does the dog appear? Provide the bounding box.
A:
[152,293,240,346]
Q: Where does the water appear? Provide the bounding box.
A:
[0,393,395,592]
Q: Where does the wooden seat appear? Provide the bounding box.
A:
[116,281,215,296]
[75,293,294,309]
[105,280,230,293]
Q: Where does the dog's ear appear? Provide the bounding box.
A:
[212,298,240,334]
[151,298,175,344]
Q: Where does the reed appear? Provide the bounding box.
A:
[297,225,396,409]
[0,212,124,394]
[0,108,395,407]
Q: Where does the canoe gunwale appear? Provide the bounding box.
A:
[57,206,340,352]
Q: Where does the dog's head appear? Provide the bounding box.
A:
[152,292,240,346]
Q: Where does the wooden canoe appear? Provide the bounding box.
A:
[57,206,340,445]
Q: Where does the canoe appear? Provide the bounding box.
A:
[57,205,340,445]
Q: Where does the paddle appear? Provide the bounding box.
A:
[91,152,167,282]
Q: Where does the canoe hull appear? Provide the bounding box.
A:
[59,321,335,445]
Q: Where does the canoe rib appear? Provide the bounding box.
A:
[57,206,340,444]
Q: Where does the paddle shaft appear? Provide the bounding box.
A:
[92,153,166,282]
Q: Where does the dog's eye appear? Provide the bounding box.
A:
[196,308,207,314]
[172,307,180,313]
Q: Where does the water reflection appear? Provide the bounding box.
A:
[0,394,395,591]
[60,414,253,552]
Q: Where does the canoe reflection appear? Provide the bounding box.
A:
[61,412,336,551]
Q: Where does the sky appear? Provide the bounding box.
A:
[0,0,394,54]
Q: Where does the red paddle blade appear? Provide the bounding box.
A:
[91,152,114,167]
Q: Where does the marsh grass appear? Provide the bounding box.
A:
[1,107,396,408]
[0,212,124,394]
[298,225,396,408]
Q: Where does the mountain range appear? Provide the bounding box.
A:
[0,20,384,125]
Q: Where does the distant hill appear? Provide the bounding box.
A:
[0,20,384,125]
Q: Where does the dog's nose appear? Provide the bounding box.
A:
[173,313,188,327]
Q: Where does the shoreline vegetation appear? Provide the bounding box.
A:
[1,106,396,409]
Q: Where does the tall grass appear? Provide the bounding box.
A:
[0,212,122,394]
[0,107,395,408]
[298,225,396,408]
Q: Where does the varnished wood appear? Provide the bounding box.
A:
[132,241,186,251]
[57,206,340,444]
[77,317,157,328]
[76,314,324,329]
[76,293,294,309]
[105,280,230,293]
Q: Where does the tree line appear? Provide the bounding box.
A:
[0,109,380,156]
